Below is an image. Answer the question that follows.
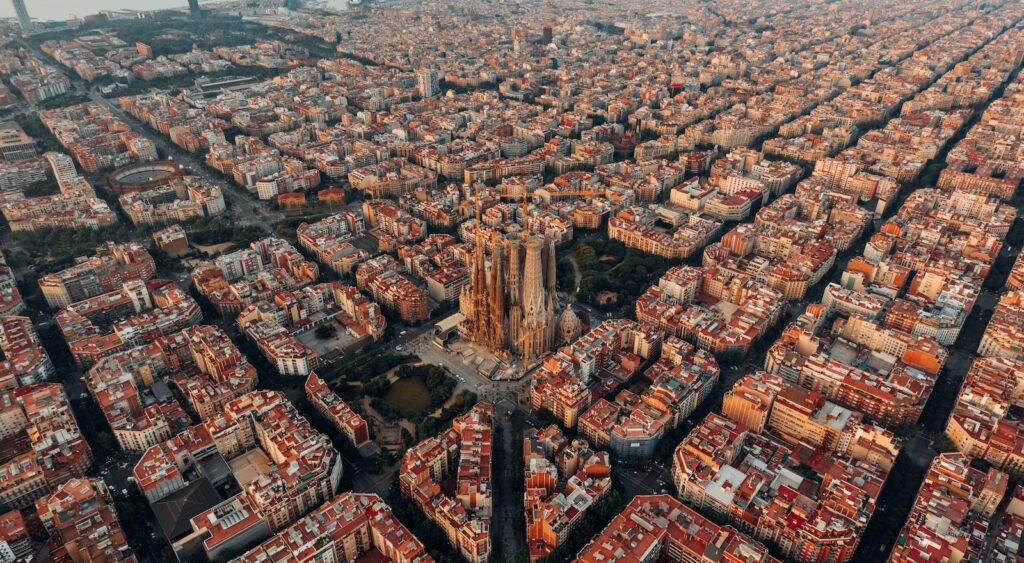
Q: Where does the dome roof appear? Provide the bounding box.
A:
[558,306,582,344]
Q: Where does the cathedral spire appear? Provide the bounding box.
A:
[544,237,557,297]
[460,230,557,362]
[489,237,505,349]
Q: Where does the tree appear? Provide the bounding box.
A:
[91,431,117,461]
[364,377,390,397]
[574,244,598,268]
[315,324,337,339]
[535,408,558,427]
[933,432,958,453]
[893,424,917,439]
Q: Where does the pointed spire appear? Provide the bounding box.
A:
[545,237,557,297]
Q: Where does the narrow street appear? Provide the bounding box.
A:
[491,399,521,563]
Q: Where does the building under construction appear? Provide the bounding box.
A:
[460,233,559,362]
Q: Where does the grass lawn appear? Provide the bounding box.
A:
[383,376,432,415]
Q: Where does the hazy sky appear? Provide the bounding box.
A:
[0,1,197,21]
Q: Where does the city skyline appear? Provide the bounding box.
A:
[0,0,200,20]
[0,0,1022,561]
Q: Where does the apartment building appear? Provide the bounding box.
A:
[36,479,136,562]
[39,241,156,310]
[0,384,93,512]
[524,425,611,560]
[238,492,432,563]
[400,403,492,563]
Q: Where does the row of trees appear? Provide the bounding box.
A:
[335,352,416,383]
[188,223,266,247]
[103,16,266,57]
[9,223,149,275]
[414,390,478,442]
[13,113,62,153]
[103,64,277,99]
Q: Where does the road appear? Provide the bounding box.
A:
[407,332,532,407]
[20,34,288,234]
[490,399,520,562]
[83,90,283,231]
[567,255,582,293]
[613,460,672,499]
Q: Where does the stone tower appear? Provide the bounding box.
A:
[518,236,555,361]
[461,232,557,362]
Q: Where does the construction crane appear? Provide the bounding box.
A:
[495,189,604,241]
[471,184,604,248]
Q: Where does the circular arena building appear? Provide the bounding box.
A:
[107,161,184,194]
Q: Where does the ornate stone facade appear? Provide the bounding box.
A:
[461,234,558,361]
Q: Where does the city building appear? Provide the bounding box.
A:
[0,122,36,163]
[417,68,441,99]
[576,494,774,563]
[355,255,429,323]
[672,411,888,563]
[531,319,663,428]
[400,403,492,563]
[133,391,342,561]
[119,176,225,227]
[0,316,54,388]
[0,510,32,561]
[945,357,1024,473]
[578,337,719,460]
[56,279,203,369]
[0,175,116,232]
[237,282,385,376]
[191,238,318,316]
[153,225,189,256]
[524,425,611,560]
[0,250,22,319]
[296,211,367,275]
[723,371,899,470]
[39,241,156,310]
[84,324,257,451]
[39,103,157,174]
[0,384,93,512]
[765,306,946,427]
[890,453,1008,562]
[238,492,432,563]
[304,372,370,447]
[636,265,784,360]
[36,479,136,562]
